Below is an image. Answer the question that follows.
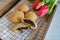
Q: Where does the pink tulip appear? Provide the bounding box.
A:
[38,5,49,17]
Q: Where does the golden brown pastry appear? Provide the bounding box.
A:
[25,11,37,21]
[22,18,37,30]
[13,23,29,33]
[10,11,24,23]
[18,5,29,12]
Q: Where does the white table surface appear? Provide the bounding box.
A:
[45,4,60,40]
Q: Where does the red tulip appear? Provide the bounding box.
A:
[36,2,44,10]
[32,0,42,10]
[38,5,49,17]
[32,1,39,10]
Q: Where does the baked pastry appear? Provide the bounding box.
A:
[25,11,37,21]
[10,11,24,23]
[13,23,29,33]
[22,18,37,30]
[18,5,29,12]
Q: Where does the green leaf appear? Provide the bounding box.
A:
[48,0,57,15]
[42,0,51,4]
[45,0,57,21]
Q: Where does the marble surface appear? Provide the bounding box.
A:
[45,4,60,40]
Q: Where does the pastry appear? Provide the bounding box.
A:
[22,18,37,30]
[13,23,29,33]
[18,5,29,12]
[25,11,37,21]
[10,11,24,23]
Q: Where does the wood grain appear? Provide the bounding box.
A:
[0,0,19,18]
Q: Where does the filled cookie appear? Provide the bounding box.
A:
[13,23,29,33]
[22,18,37,30]
[25,11,37,21]
[10,11,24,23]
[18,5,29,12]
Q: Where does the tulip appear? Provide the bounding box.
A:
[32,1,39,10]
[38,5,49,17]
[36,2,44,10]
[32,0,42,10]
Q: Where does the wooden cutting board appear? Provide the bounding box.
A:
[0,0,19,18]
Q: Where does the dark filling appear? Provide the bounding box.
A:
[17,27,28,31]
[24,19,35,27]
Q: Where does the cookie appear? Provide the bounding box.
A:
[25,11,37,21]
[22,18,37,30]
[13,23,29,33]
[18,5,29,12]
[10,11,24,23]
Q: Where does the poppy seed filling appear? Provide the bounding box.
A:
[24,19,35,27]
[17,27,28,31]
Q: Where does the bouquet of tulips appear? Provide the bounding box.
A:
[32,0,57,20]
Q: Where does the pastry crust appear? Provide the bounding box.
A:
[10,11,24,23]
[18,5,29,12]
[13,23,28,33]
[30,22,37,30]
[25,11,37,21]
